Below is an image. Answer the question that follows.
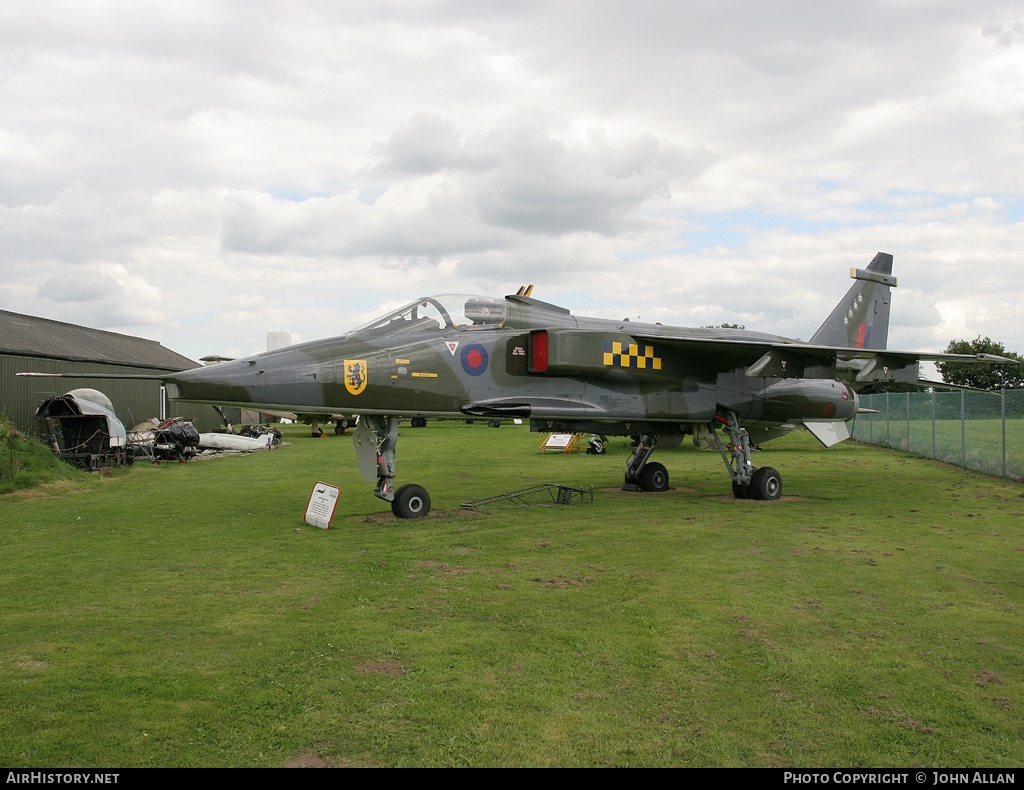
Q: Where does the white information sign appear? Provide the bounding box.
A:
[305,482,341,529]
[543,433,574,449]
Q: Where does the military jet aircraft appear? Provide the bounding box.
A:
[20,253,1012,518]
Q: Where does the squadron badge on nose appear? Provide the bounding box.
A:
[345,359,367,396]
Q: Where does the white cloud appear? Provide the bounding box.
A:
[1,0,1022,362]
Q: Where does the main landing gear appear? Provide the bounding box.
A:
[621,411,782,501]
[712,410,782,501]
[360,415,432,519]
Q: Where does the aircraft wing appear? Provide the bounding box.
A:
[630,334,1017,382]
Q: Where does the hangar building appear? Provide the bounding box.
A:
[1,309,223,436]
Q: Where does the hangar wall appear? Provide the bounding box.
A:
[0,308,242,437]
[1,354,224,437]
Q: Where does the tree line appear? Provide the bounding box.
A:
[936,336,1023,390]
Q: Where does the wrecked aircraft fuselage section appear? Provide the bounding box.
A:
[35,388,131,471]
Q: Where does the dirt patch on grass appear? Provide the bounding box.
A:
[975,669,1004,686]
[356,512,396,524]
[597,487,811,501]
[411,559,482,577]
[13,657,47,671]
[355,659,404,676]
[349,508,482,524]
[598,487,696,494]
[285,752,329,768]
[533,574,592,587]
[739,628,769,644]
[709,495,812,503]
[896,717,935,733]
[284,751,374,768]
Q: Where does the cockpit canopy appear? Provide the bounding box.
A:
[350,295,508,339]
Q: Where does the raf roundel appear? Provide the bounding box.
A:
[460,343,489,376]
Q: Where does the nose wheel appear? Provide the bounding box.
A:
[638,461,670,492]
[358,415,433,518]
[392,484,431,519]
[622,433,670,492]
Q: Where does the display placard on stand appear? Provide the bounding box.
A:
[305,482,340,529]
[540,432,582,454]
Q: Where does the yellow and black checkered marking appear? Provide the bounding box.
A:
[603,341,662,370]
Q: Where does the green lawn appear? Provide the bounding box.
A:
[1,422,1022,767]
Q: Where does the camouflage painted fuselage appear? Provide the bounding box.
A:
[166,293,859,444]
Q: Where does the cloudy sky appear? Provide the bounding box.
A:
[3,0,1023,363]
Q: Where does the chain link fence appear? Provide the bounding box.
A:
[852,389,1024,481]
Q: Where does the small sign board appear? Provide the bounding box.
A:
[540,432,583,454]
[305,482,340,529]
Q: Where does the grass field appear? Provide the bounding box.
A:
[2,421,1022,767]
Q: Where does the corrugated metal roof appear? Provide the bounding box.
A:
[0,309,198,371]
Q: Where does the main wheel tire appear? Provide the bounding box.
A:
[638,462,670,492]
[732,481,750,499]
[391,484,432,519]
[750,466,782,501]
[410,417,427,428]
[334,419,349,435]
[311,427,323,438]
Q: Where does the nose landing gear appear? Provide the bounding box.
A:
[354,415,433,518]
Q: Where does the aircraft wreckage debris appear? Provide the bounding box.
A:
[461,483,594,510]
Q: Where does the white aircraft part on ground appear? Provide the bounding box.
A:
[197,433,273,452]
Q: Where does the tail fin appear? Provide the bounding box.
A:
[810,252,895,349]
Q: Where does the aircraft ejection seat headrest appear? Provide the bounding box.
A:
[465,297,504,324]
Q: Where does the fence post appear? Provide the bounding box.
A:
[1002,389,1007,479]
[906,391,911,452]
[886,391,891,448]
[961,389,966,468]
[869,394,874,444]
[931,389,936,460]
